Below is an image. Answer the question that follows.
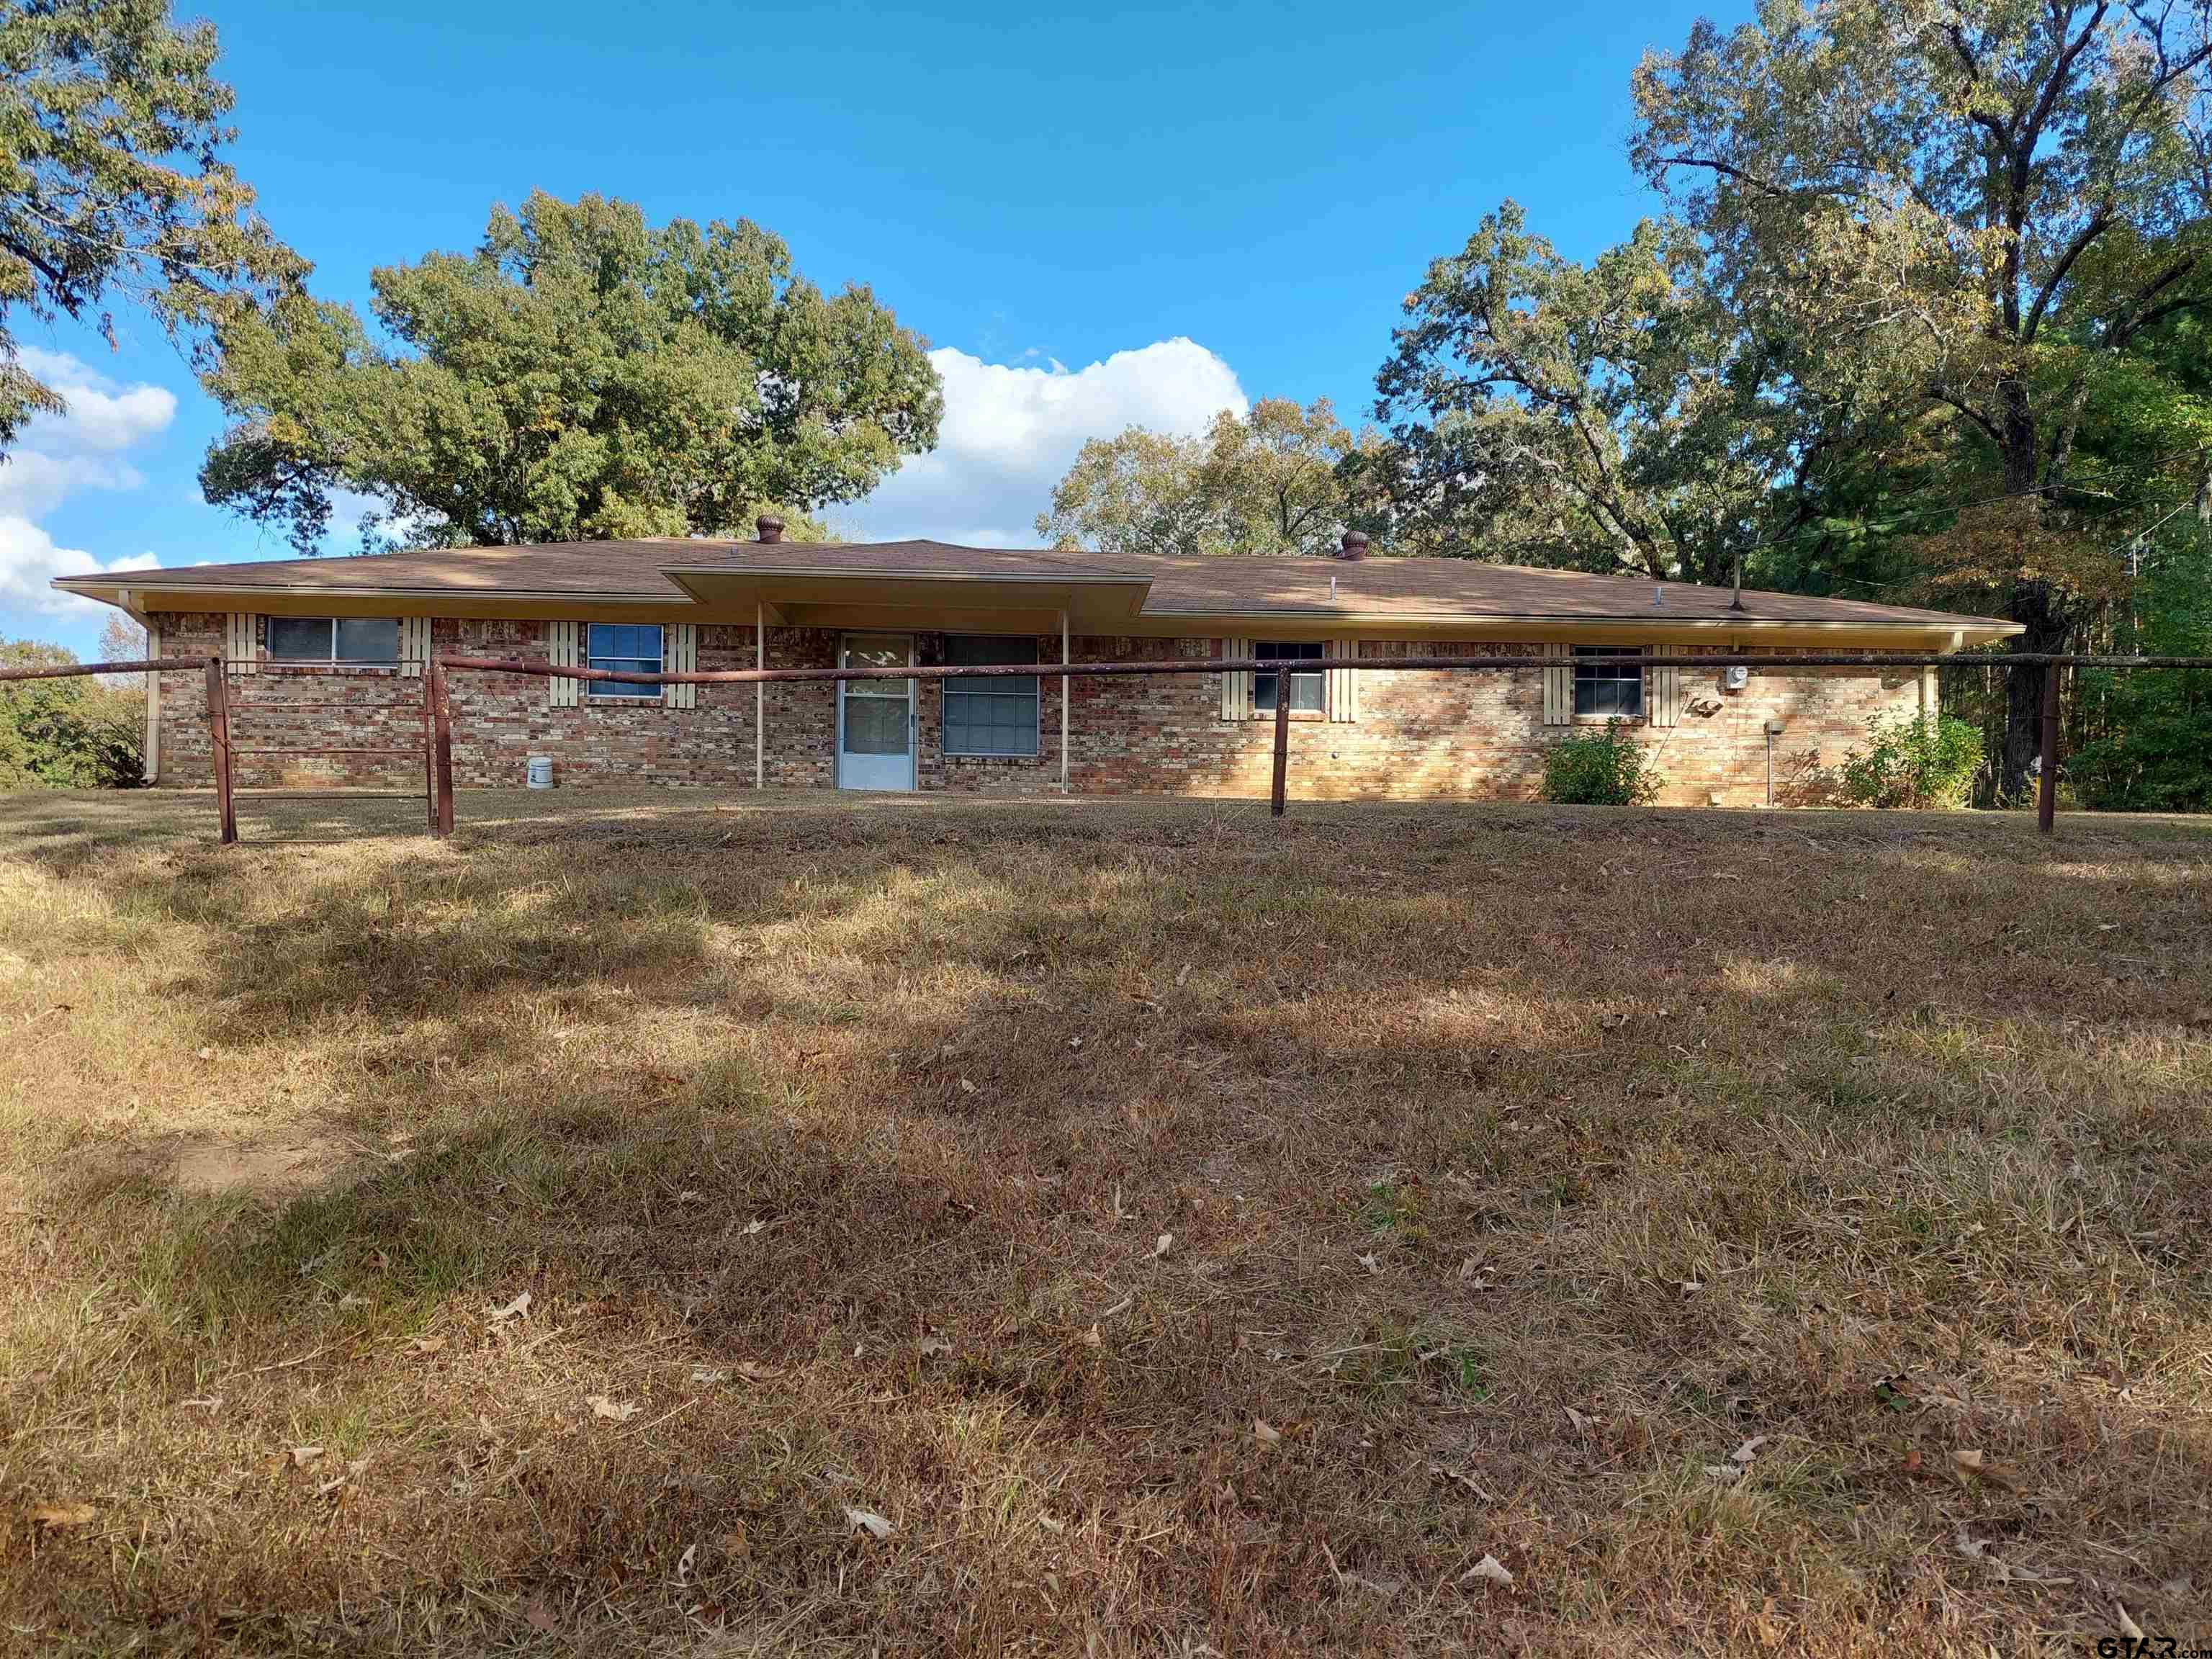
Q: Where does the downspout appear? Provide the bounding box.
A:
[1059,608,1070,794]
[754,600,765,791]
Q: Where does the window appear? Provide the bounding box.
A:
[266,616,400,664]
[1255,641,1326,714]
[942,635,1039,756]
[1573,646,1644,719]
[586,623,663,699]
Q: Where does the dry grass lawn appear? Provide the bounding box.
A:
[2,788,2209,1655]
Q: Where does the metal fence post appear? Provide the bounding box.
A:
[2037,662,2060,835]
[204,655,238,845]
[431,659,456,838]
[1270,670,1291,817]
[421,659,439,836]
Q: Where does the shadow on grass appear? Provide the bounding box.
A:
[7,794,2212,1652]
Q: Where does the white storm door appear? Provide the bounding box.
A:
[837,634,915,791]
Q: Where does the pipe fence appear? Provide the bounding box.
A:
[9,649,2206,845]
[428,650,2212,840]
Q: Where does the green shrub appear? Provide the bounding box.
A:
[1541,721,1661,805]
[1835,713,1981,809]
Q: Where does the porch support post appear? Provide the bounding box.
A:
[1059,608,1070,794]
[755,601,765,791]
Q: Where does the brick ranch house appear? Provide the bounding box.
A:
[54,519,2018,807]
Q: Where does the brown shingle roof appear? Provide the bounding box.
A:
[58,536,2015,631]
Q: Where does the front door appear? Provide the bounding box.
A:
[837,634,914,791]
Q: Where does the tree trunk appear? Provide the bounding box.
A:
[1995,396,2063,804]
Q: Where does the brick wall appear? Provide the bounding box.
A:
[150,612,1924,806]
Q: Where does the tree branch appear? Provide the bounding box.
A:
[2023,205,2113,340]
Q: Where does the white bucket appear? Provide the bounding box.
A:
[526,754,554,790]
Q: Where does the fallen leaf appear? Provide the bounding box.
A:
[2115,1604,2146,1640]
[1731,1435,1768,1465]
[742,1217,768,1236]
[586,1395,637,1423]
[181,1395,224,1412]
[843,1506,895,1540]
[734,1360,784,1382]
[958,1077,976,1094]
[677,1189,701,1205]
[1356,1251,1382,1274]
[1678,1280,1704,1296]
[691,1367,729,1384]
[1704,1464,1743,1483]
[1037,1512,1066,1534]
[1082,1322,1102,1349]
[1175,962,1192,986]
[1902,1445,1923,1474]
[34,1502,96,1529]
[290,1445,324,1467]
[1430,1464,1492,1500]
[405,1336,446,1355]
[1153,1232,1174,1259]
[1460,1553,1514,1588]
[195,1046,215,1061]
[1253,1419,1282,1444]
[1564,1406,1596,1433]
[523,1594,559,1634]
[1951,1447,1984,1473]
[917,1336,952,1357]
[485,1290,531,1324]
[336,1292,371,1309]
[675,1542,696,1584]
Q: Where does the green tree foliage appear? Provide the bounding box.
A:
[1835,713,1986,807]
[0,640,141,788]
[1038,397,1384,557]
[199,192,942,549]
[1540,722,1663,805]
[1631,0,2212,796]
[2069,526,2212,809]
[0,0,302,450]
[1365,204,1901,581]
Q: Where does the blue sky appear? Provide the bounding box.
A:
[4,0,1737,653]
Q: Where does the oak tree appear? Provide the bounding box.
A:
[200,192,941,549]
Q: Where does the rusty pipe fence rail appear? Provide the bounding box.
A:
[0,652,441,845]
[429,650,2212,840]
[9,649,2204,844]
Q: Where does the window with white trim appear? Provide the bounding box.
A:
[266,616,400,664]
[1255,641,1326,714]
[586,624,664,699]
[942,635,1040,755]
[1573,646,1644,719]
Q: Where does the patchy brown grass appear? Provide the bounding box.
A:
[1,788,2208,1656]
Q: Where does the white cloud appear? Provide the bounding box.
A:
[842,338,1246,546]
[14,346,176,453]
[0,349,176,621]
[0,516,159,617]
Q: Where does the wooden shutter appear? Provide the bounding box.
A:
[1326,639,1359,721]
[665,624,697,709]
[547,621,580,708]
[1218,637,1252,721]
[1541,643,1571,725]
[397,616,431,678]
[225,613,258,674]
[1648,649,1681,727]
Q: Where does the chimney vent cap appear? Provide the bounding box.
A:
[1338,529,1369,560]
[755,514,786,544]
